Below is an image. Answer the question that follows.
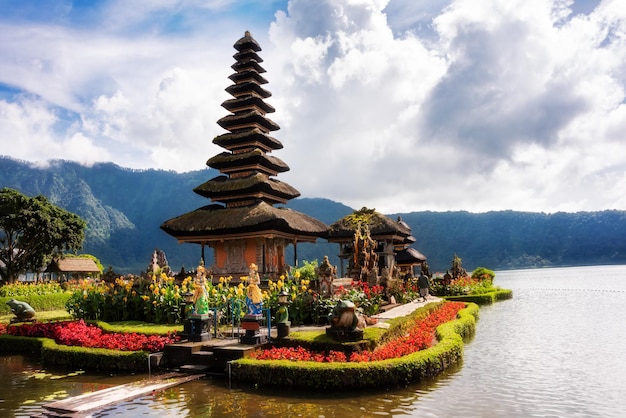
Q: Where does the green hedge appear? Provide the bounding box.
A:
[0,335,149,372]
[444,289,513,305]
[231,303,479,390]
[0,293,72,314]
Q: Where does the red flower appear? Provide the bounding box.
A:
[252,302,465,363]
[7,320,179,353]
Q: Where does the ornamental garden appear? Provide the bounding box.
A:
[0,256,512,389]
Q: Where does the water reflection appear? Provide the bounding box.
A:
[3,265,626,417]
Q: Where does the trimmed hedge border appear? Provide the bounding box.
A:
[0,334,149,372]
[444,289,513,305]
[230,303,480,390]
[1,293,72,315]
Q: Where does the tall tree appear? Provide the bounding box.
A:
[0,188,86,283]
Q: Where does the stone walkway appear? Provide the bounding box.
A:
[373,296,441,321]
[289,296,441,333]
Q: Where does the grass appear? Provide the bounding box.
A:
[0,309,72,324]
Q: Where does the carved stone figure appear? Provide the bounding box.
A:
[6,298,36,322]
[326,299,364,341]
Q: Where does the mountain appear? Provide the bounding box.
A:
[1,156,625,273]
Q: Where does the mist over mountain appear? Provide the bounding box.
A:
[2,156,625,274]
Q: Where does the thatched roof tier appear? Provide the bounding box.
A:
[228,70,268,85]
[234,31,261,52]
[324,207,412,242]
[222,95,275,114]
[395,247,427,264]
[217,110,279,132]
[212,128,283,152]
[225,82,271,99]
[207,150,289,175]
[193,173,300,204]
[160,201,328,243]
[233,49,264,64]
[231,59,266,74]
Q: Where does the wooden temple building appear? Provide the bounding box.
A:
[161,32,328,281]
[324,208,427,281]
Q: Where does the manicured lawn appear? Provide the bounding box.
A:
[0,309,72,324]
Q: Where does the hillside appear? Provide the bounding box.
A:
[1,156,625,273]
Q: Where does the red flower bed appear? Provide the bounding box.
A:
[6,320,179,353]
[250,302,465,363]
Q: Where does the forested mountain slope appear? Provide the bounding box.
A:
[2,157,625,273]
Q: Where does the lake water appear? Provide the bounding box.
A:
[2,265,626,417]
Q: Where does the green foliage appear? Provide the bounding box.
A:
[445,289,513,305]
[0,188,86,282]
[471,267,495,284]
[0,335,148,372]
[0,281,65,297]
[65,274,188,324]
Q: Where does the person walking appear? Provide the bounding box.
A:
[417,271,430,302]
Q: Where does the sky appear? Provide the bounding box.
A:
[0,0,624,214]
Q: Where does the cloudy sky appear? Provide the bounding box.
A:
[1,0,624,214]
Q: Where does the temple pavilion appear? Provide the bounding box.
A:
[161,31,328,281]
[325,208,427,281]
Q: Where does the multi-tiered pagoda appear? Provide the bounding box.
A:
[161,31,328,280]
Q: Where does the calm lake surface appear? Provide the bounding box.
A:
[2,265,626,417]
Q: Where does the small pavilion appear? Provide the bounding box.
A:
[324,208,427,280]
[161,32,328,281]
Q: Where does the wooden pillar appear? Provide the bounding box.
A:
[293,241,298,267]
[262,240,266,275]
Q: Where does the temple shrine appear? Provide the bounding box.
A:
[161,31,328,281]
[325,208,427,282]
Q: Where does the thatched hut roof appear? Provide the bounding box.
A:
[160,201,328,243]
[395,247,427,265]
[46,257,100,274]
[324,207,412,242]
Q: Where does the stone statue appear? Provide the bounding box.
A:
[6,299,36,322]
[328,300,358,330]
[317,255,336,297]
[326,299,364,341]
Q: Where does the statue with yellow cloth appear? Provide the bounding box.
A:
[192,261,210,315]
[245,263,263,315]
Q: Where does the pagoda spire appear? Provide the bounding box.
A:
[194,31,299,208]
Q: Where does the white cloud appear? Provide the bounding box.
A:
[1,0,625,213]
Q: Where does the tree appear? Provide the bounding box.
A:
[0,188,86,283]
